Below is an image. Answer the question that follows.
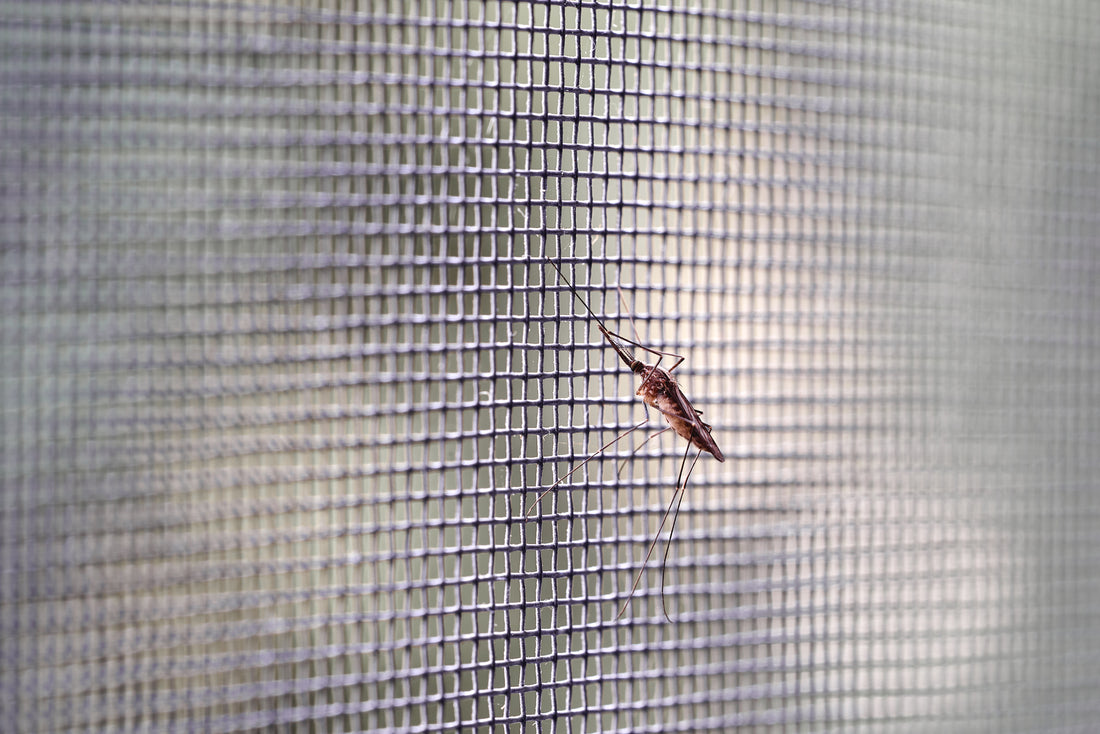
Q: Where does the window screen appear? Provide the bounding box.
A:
[3,2,1099,732]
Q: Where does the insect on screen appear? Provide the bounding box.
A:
[2,2,1100,733]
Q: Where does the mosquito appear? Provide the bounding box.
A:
[527,255,725,621]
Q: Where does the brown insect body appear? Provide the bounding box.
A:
[600,326,725,463]
[636,365,725,462]
[529,255,726,621]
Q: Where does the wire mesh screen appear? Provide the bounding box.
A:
[3,2,1100,732]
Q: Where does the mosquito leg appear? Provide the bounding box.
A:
[603,328,686,374]
[615,483,682,619]
[658,446,704,622]
[543,249,685,375]
[641,360,663,394]
[614,437,697,620]
[602,327,666,393]
[525,417,651,519]
[616,440,699,625]
[647,401,701,429]
[616,284,645,345]
[616,425,672,477]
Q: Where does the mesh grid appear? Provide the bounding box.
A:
[3,1,1100,732]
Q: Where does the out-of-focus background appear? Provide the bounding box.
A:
[2,2,1099,731]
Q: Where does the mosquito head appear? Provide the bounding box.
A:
[599,326,644,372]
[544,256,643,373]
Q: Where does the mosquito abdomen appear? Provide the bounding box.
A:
[635,367,723,461]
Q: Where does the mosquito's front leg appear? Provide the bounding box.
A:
[606,328,686,375]
[613,285,687,374]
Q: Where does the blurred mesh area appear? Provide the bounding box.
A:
[3,2,1100,732]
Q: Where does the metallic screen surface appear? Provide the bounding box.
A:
[2,3,1099,731]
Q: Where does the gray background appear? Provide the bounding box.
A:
[2,1,1098,731]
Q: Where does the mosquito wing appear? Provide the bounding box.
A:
[669,382,725,462]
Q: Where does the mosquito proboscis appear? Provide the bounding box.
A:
[527,253,725,622]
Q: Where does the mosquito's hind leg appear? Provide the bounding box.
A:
[615,425,672,477]
[615,441,702,621]
[658,446,704,622]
